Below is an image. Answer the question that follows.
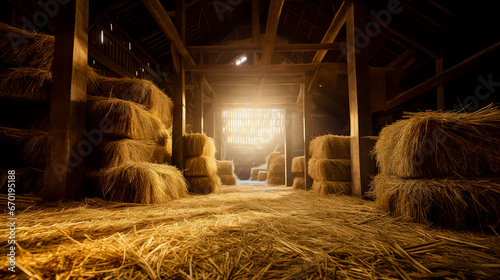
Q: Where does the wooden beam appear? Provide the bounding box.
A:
[185,63,339,76]
[88,45,133,77]
[192,76,204,133]
[312,1,346,63]
[387,49,416,70]
[346,0,374,197]
[172,61,186,171]
[186,43,342,53]
[436,56,445,110]
[285,106,293,186]
[252,0,260,65]
[386,42,500,110]
[303,81,313,190]
[261,0,285,66]
[42,0,88,201]
[141,0,196,65]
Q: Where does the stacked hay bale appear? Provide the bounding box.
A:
[184,133,221,194]
[371,106,500,230]
[258,171,268,181]
[308,135,351,195]
[266,152,285,185]
[291,156,305,190]
[217,161,238,185]
[0,23,54,194]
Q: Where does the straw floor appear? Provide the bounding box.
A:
[1,186,499,279]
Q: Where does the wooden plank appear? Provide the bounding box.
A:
[386,41,500,110]
[42,0,88,201]
[346,0,374,197]
[436,56,445,110]
[192,76,204,133]
[88,45,133,77]
[141,0,195,65]
[185,63,329,75]
[172,61,186,171]
[186,43,342,53]
[303,81,313,190]
[285,106,294,186]
[260,0,285,66]
[387,49,416,70]
[312,1,346,63]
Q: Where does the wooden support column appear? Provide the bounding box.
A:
[172,0,186,171]
[302,81,313,190]
[284,106,293,186]
[214,109,223,160]
[204,104,215,138]
[346,0,374,197]
[192,76,204,133]
[436,56,445,110]
[42,0,89,201]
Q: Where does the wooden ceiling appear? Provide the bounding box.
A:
[88,0,499,111]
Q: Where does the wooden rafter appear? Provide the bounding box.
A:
[186,43,342,53]
[312,1,346,64]
[260,0,285,66]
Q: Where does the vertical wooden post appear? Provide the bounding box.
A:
[42,0,89,201]
[302,81,313,190]
[204,104,215,138]
[172,0,186,171]
[214,109,223,160]
[285,105,293,186]
[436,56,445,110]
[346,0,374,197]
[192,76,204,133]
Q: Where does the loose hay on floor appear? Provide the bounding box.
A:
[312,180,351,195]
[0,67,52,102]
[291,156,305,173]
[183,133,216,157]
[88,162,187,204]
[373,105,500,178]
[1,185,498,279]
[88,74,173,126]
[370,173,500,230]
[86,95,165,141]
[186,176,221,194]
[309,134,351,159]
[219,174,237,185]
[307,158,351,182]
[216,160,234,176]
[184,156,217,177]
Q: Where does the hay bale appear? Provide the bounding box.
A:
[267,172,285,185]
[258,171,268,181]
[88,74,173,126]
[88,162,188,204]
[183,133,216,157]
[266,152,281,170]
[0,23,55,70]
[373,106,500,178]
[307,159,351,182]
[291,156,305,173]
[186,176,220,194]
[312,181,351,195]
[86,139,170,169]
[0,167,44,194]
[0,126,48,168]
[0,67,52,102]
[268,162,285,174]
[370,173,500,230]
[185,156,217,177]
[219,174,237,185]
[309,135,350,159]
[292,177,305,190]
[216,161,234,176]
[250,167,261,180]
[86,95,165,141]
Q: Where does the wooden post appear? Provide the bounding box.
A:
[284,105,293,186]
[204,103,215,138]
[302,81,313,189]
[214,109,223,160]
[172,0,186,171]
[436,56,445,110]
[346,0,374,197]
[42,0,89,201]
[192,76,204,133]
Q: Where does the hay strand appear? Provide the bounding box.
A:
[309,135,350,159]
[312,181,351,195]
[307,158,351,182]
[89,162,187,204]
[373,105,500,178]
[291,156,305,173]
[370,173,500,230]
[0,67,52,102]
[183,133,216,157]
[185,156,217,177]
[186,176,221,194]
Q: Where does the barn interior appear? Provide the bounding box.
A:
[0,0,499,278]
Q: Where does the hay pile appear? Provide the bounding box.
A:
[267,154,285,185]
[371,106,500,230]
[308,135,351,195]
[217,161,238,185]
[0,67,52,102]
[184,133,220,194]
[291,156,305,190]
[1,185,499,279]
